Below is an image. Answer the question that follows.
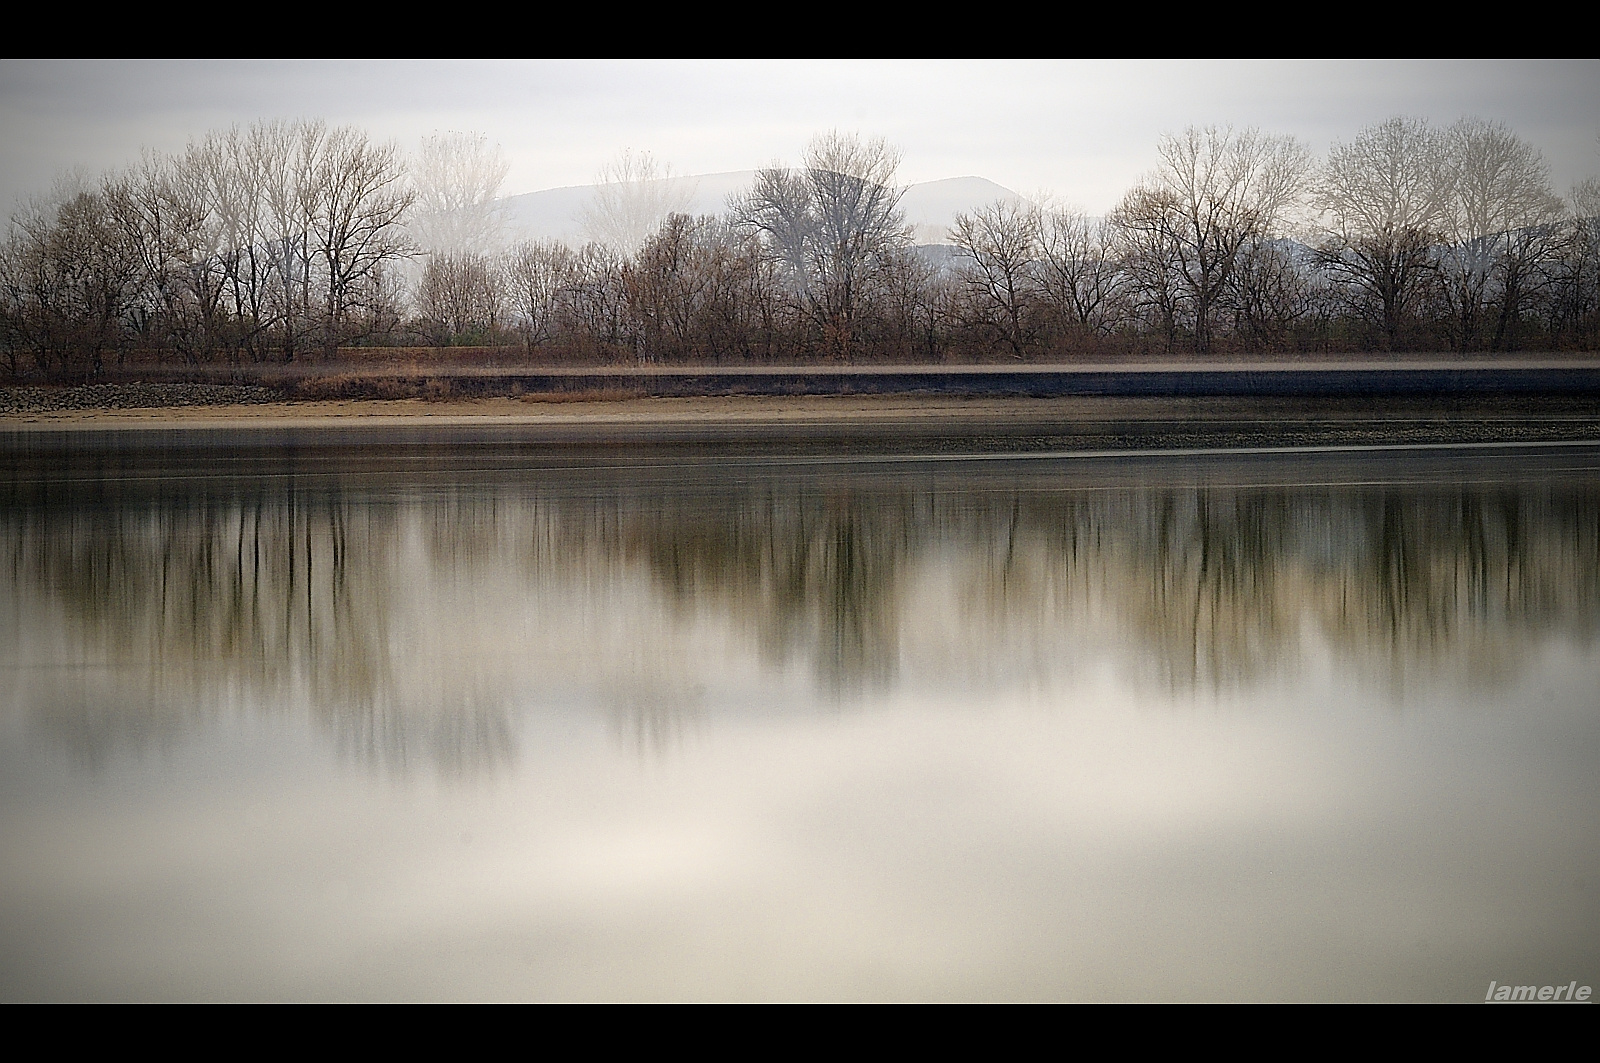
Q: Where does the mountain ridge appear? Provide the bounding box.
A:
[496,173,1023,246]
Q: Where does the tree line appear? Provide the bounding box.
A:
[4,119,1598,377]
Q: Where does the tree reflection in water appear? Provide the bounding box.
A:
[5,455,1596,774]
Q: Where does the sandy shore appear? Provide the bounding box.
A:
[4,394,1598,460]
[0,392,1593,427]
[0,394,1043,429]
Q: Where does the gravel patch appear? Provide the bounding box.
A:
[0,382,282,414]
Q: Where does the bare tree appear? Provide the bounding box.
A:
[308,127,414,356]
[950,199,1040,358]
[1,181,141,376]
[252,119,326,360]
[1110,185,1187,350]
[1437,118,1565,350]
[623,213,789,363]
[1225,237,1320,351]
[1113,126,1310,353]
[625,213,708,361]
[581,150,697,255]
[869,244,945,363]
[186,128,269,360]
[103,153,214,361]
[737,132,911,357]
[799,132,909,357]
[416,251,504,344]
[411,131,510,254]
[505,240,575,351]
[564,243,628,351]
[1036,206,1124,340]
[1550,175,1600,346]
[1314,117,1450,350]
[163,141,247,361]
[738,166,811,281]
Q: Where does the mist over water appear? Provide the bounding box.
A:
[2,441,1598,1000]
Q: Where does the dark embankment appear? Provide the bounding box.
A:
[9,356,1600,403]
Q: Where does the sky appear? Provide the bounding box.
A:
[2,60,1597,216]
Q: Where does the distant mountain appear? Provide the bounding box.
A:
[496,172,1022,248]
[497,184,597,244]
[898,177,1025,244]
[497,171,753,245]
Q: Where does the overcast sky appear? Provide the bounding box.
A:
[2,60,1596,215]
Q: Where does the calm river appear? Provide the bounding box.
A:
[3,434,1597,1000]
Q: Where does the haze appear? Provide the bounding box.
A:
[3,60,1596,216]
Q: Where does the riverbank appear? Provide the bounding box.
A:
[4,390,1598,455]
[8,357,1600,409]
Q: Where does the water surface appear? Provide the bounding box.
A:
[3,438,1597,1000]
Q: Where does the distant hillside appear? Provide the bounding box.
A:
[899,177,1025,244]
[497,172,1022,247]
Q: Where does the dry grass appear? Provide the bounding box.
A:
[290,374,424,400]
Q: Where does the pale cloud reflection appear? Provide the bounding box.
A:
[6,664,1593,1000]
